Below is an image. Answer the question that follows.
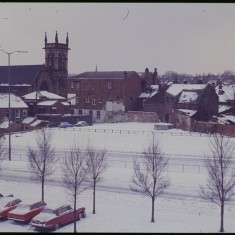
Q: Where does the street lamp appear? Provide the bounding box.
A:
[0,49,28,161]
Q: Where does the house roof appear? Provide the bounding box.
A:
[177,109,198,117]
[139,85,159,99]
[37,100,57,106]
[22,91,66,100]
[68,71,136,80]
[218,104,232,114]
[215,114,235,124]
[0,93,28,108]
[0,120,12,129]
[166,84,207,97]
[178,90,204,104]
[21,116,37,124]
[30,119,49,127]
[0,65,44,86]
[215,84,235,103]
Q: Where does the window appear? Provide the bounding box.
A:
[15,109,20,118]
[23,109,27,116]
[71,81,74,88]
[76,97,79,104]
[79,110,83,115]
[108,81,112,89]
[89,110,93,116]
[97,110,101,119]
[76,82,80,89]
[92,99,96,106]
[86,97,90,103]
[99,97,103,103]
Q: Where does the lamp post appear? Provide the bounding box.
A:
[0,49,28,161]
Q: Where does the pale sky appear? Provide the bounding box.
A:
[1,2,235,75]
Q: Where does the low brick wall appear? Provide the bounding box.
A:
[124,111,160,123]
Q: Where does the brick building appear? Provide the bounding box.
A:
[166,83,218,122]
[67,69,155,123]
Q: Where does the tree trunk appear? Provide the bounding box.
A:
[220,203,224,232]
[93,181,96,214]
[151,197,155,222]
[74,194,77,233]
[41,178,44,202]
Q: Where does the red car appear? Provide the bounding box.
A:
[0,197,22,220]
[7,200,46,223]
[31,204,86,231]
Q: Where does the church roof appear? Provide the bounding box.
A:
[0,64,44,86]
[68,71,136,80]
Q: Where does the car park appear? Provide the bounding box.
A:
[7,200,46,223]
[74,121,89,127]
[31,204,86,231]
[0,197,22,220]
[58,122,74,128]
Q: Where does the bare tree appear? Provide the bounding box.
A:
[28,128,57,202]
[62,143,88,233]
[130,133,170,222]
[85,144,108,214]
[200,133,235,232]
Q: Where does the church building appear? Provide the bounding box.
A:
[0,31,70,98]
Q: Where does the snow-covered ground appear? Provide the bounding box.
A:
[0,122,235,232]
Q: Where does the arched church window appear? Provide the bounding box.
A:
[58,53,62,71]
[62,54,66,71]
[50,53,54,69]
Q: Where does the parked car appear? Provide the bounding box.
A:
[0,197,22,220]
[58,122,74,128]
[31,204,86,231]
[7,200,46,223]
[74,121,89,127]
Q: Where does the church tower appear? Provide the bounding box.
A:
[43,31,70,97]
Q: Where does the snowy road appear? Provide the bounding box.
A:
[0,160,216,202]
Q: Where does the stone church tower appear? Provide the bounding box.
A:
[43,31,70,97]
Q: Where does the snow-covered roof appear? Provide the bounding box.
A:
[0,93,28,109]
[37,100,57,106]
[21,116,37,124]
[166,84,207,97]
[215,114,235,124]
[22,91,65,100]
[177,109,198,117]
[0,120,12,129]
[139,85,159,99]
[61,102,70,106]
[218,104,232,114]
[178,91,199,103]
[215,84,235,103]
[30,119,48,127]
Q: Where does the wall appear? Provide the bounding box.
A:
[124,111,160,122]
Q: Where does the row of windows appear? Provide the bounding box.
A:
[78,109,101,119]
[76,97,103,105]
[7,109,27,119]
[71,81,112,90]
[76,96,125,105]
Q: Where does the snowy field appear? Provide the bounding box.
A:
[0,122,235,232]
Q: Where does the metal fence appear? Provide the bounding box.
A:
[10,146,208,174]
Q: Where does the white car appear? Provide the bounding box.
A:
[74,121,89,127]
